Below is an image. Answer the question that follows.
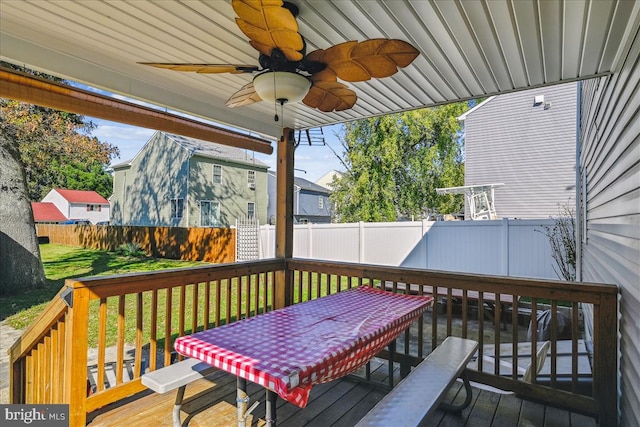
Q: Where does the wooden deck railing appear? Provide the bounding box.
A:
[9,258,618,426]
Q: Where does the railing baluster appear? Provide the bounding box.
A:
[461,289,468,339]
[116,295,125,385]
[97,298,107,392]
[225,279,232,324]
[204,281,211,329]
[478,292,484,372]
[530,298,538,383]
[550,300,558,387]
[164,288,173,366]
[511,294,518,381]
[572,301,579,393]
[192,283,199,334]
[150,290,158,372]
[214,280,221,326]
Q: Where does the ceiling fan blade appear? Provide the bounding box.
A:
[303,81,357,112]
[307,39,419,82]
[140,63,259,74]
[232,0,304,62]
[225,82,263,108]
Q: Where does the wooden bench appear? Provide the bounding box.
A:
[355,336,479,427]
[141,358,216,427]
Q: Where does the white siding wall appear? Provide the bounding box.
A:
[464,83,577,219]
[260,220,558,279]
[579,32,640,427]
[67,203,109,224]
[41,191,70,217]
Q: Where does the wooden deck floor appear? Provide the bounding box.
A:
[87,360,597,427]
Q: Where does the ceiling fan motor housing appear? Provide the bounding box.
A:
[253,71,311,104]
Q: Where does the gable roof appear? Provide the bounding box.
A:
[268,172,330,194]
[167,133,269,168]
[54,189,109,204]
[31,202,67,222]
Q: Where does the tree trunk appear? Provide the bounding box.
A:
[0,126,47,296]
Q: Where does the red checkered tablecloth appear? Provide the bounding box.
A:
[174,286,432,407]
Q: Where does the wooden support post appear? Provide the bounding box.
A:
[274,128,295,309]
[594,293,618,426]
[63,283,90,427]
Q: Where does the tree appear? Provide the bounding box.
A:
[331,102,468,222]
[0,64,119,296]
[0,125,47,296]
[1,99,119,201]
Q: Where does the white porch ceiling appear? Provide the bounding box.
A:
[1,0,638,140]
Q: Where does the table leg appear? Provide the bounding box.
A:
[388,340,396,388]
[237,378,248,427]
[173,385,186,427]
[265,389,277,427]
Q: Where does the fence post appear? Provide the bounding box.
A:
[502,218,510,275]
[422,219,429,269]
[358,221,365,263]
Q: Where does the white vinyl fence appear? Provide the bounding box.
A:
[259,219,561,280]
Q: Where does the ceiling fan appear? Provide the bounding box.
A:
[140,0,420,113]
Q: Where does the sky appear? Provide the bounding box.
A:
[90,118,347,183]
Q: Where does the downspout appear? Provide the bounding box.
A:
[575,81,582,281]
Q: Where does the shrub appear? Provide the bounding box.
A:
[537,205,576,281]
[116,242,147,257]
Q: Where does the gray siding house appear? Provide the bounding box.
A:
[111,131,268,227]
[460,83,577,219]
[579,41,639,425]
[267,172,332,224]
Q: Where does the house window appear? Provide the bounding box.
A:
[247,170,256,186]
[200,200,220,226]
[318,196,324,209]
[171,198,184,219]
[86,204,102,212]
[247,202,255,219]
[213,164,222,184]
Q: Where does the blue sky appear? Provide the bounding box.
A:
[90,118,346,183]
[73,82,346,182]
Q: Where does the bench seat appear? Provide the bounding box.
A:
[141,358,217,427]
[355,336,479,427]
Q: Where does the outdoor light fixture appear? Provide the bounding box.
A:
[253,71,311,105]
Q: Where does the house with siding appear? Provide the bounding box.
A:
[459,82,577,219]
[40,188,110,224]
[111,131,268,227]
[267,172,332,224]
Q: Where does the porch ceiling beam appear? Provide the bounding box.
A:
[0,67,274,155]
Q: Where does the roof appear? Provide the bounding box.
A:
[457,97,496,121]
[1,1,637,139]
[167,133,268,168]
[269,172,330,194]
[31,202,66,222]
[54,189,109,204]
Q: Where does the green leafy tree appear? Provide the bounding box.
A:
[0,63,119,201]
[331,102,468,222]
[0,64,118,296]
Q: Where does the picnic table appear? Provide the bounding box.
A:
[174,286,433,426]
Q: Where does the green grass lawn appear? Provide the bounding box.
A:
[0,244,206,329]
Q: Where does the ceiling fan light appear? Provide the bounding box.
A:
[253,71,311,104]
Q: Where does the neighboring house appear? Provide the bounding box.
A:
[111,131,268,227]
[31,202,67,224]
[267,172,332,224]
[41,188,110,224]
[315,170,343,190]
[459,82,577,219]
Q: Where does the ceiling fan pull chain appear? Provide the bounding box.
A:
[273,72,279,122]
